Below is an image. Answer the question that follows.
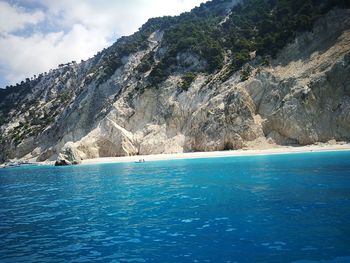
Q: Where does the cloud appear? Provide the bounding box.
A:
[0,0,207,87]
[0,1,44,34]
[0,24,109,84]
[36,0,207,37]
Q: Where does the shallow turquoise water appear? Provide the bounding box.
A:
[0,151,350,262]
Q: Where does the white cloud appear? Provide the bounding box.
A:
[0,24,108,83]
[0,1,44,34]
[0,0,207,86]
[37,0,207,36]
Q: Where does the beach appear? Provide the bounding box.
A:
[81,143,350,165]
[2,143,349,168]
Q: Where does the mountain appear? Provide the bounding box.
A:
[0,0,350,164]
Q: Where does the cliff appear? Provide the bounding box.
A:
[0,0,349,164]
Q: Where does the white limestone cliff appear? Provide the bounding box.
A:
[0,9,349,164]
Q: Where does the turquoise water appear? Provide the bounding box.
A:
[0,151,350,263]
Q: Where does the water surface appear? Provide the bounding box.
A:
[0,151,350,262]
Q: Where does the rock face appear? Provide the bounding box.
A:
[54,159,71,166]
[0,6,350,164]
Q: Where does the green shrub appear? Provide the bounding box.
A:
[261,56,271,66]
[180,72,197,91]
[240,66,252,82]
[0,115,5,127]
[58,90,72,103]
[218,65,235,83]
[136,51,155,73]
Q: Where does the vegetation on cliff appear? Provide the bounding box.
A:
[148,0,350,86]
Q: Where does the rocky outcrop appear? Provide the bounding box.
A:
[0,8,349,164]
[54,159,71,166]
[54,142,81,165]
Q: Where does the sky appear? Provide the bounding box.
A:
[0,0,207,88]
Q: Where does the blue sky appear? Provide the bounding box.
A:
[0,0,207,88]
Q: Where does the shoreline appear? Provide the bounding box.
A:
[1,143,350,169]
[81,143,350,165]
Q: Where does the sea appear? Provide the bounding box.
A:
[0,151,350,262]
